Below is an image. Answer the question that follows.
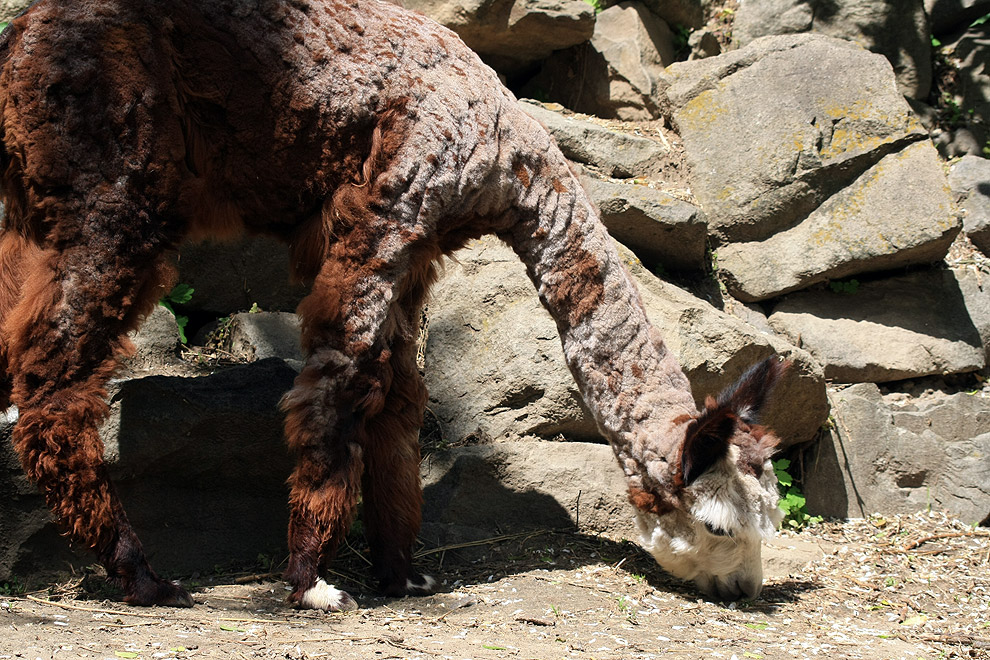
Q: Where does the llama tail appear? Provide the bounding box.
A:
[496,114,698,460]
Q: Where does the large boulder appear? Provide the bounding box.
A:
[401,0,595,73]
[734,0,932,100]
[519,100,670,178]
[804,383,990,525]
[0,358,299,581]
[425,238,828,448]
[178,235,308,314]
[525,2,676,120]
[579,175,708,272]
[768,269,985,383]
[421,441,635,545]
[657,34,959,301]
[948,154,990,256]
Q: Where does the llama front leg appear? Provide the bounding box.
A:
[3,239,187,606]
[360,337,435,597]
[281,237,403,610]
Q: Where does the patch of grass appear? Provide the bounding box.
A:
[159,282,194,343]
[773,459,822,529]
[0,577,25,596]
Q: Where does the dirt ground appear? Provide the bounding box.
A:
[1,511,987,660]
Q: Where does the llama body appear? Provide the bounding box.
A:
[0,0,784,608]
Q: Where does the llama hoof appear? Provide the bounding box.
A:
[125,579,194,608]
[295,578,359,612]
[404,573,436,597]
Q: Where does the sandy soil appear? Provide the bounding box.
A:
[1,511,987,660]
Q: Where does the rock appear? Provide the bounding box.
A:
[518,100,668,178]
[426,238,828,448]
[948,154,990,255]
[804,383,990,525]
[425,239,600,444]
[933,23,990,158]
[228,311,304,364]
[734,0,932,100]
[657,35,958,301]
[0,0,30,23]
[768,270,985,383]
[421,441,635,544]
[579,175,708,272]
[178,235,308,315]
[620,247,828,447]
[955,267,990,365]
[0,359,299,580]
[688,28,721,60]
[121,305,184,374]
[525,2,675,120]
[639,0,705,29]
[715,141,960,301]
[402,0,595,73]
[926,0,990,36]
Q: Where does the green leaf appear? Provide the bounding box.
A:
[482,644,507,650]
[219,623,245,632]
[115,653,140,659]
[167,283,195,304]
[744,622,769,630]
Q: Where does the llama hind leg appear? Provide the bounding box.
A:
[360,338,434,597]
[5,241,187,606]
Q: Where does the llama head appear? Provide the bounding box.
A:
[631,357,787,601]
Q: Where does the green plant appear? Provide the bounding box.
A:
[828,278,860,295]
[581,0,603,14]
[773,459,822,529]
[672,24,692,55]
[158,283,194,343]
[0,577,25,596]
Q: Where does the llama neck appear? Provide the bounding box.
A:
[501,146,698,488]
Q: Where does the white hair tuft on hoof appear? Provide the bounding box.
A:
[298,579,358,612]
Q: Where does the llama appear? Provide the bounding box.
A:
[0,0,786,609]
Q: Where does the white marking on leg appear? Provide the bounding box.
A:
[299,578,357,611]
[406,574,436,594]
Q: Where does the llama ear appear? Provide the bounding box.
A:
[680,357,788,486]
[715,356,789,425]
[680,404,735,486]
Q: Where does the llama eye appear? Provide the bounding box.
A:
[704,522,731,537]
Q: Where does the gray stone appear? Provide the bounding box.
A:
[401,0,595,73]
[639,0,705,29]
[688,28,721,60]
[421,441,635,544]
[948,154,990,255]
[178,235,308,314]
[734,0,932,100]
[621,247,829,447]
[427,238,828,448]
[525,2,675,120]
[955,267,990,366]
[121,305,184,374]
[768,269,985,383]
[658,34,933,245]
[926,0,990,36]
[1,359,299,581]
[228,311,304,364]
[933,23,990,158]
[425,239,600,445]
[715,140,960,301]
[0,0,31,23]
[579,175,707,272]
[518,100,668,178]
[804,383,990,525]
